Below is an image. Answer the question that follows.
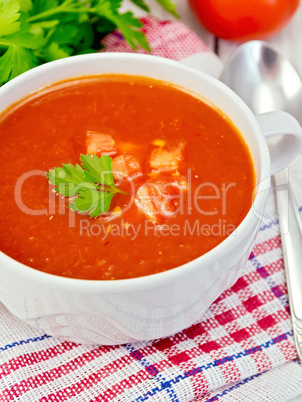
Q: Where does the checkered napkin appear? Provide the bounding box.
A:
[1,16,302,402]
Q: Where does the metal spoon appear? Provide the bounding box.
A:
[221,40,302,362]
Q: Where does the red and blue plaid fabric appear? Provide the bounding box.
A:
[1,16,302,402]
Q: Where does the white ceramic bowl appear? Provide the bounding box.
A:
[0,53,301,345]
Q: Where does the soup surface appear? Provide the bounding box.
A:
[0,75,255,280]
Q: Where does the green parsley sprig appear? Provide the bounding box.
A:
[0,0,178,85]
[47,154,127,218]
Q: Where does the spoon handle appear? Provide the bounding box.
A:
[273,169,302,362]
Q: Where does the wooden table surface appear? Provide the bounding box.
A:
[122,1,302,400]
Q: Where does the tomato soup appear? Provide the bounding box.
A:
[0,75,255,280]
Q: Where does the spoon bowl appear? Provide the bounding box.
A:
[220,41,302,124]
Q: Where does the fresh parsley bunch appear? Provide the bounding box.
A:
[0,0,178,85]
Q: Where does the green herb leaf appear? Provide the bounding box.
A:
[0,1,44,85]
[41,41,71,61]
[95,0,151,51]
[129,0,150,12]
[19,0,33,13]
[3,30,45,49]
[114,12,151,51]
[70,188,114,218]
[155,0,179,18]
[0,46,39,85]
[50,22,81,45]
[81,154,114,186]
[47,163,97,196]
[0,0,21,37]
[89,192,114,217]
[32,0,59,14]
[0,0,177,85]
[30,19,59,30]
[47,155,126,218]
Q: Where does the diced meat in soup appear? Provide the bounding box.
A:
[150,143,185,172]
[86,131,117,156]
[112,154,142,180]
[135,179,187,223]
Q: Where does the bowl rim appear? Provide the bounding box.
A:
[0,52,271,292]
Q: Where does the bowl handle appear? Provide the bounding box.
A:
[255,111,302,174]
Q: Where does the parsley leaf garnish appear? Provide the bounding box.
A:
[47,154,127,218]
[0,0,178,85]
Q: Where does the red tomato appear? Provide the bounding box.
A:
[189,0,300,40]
